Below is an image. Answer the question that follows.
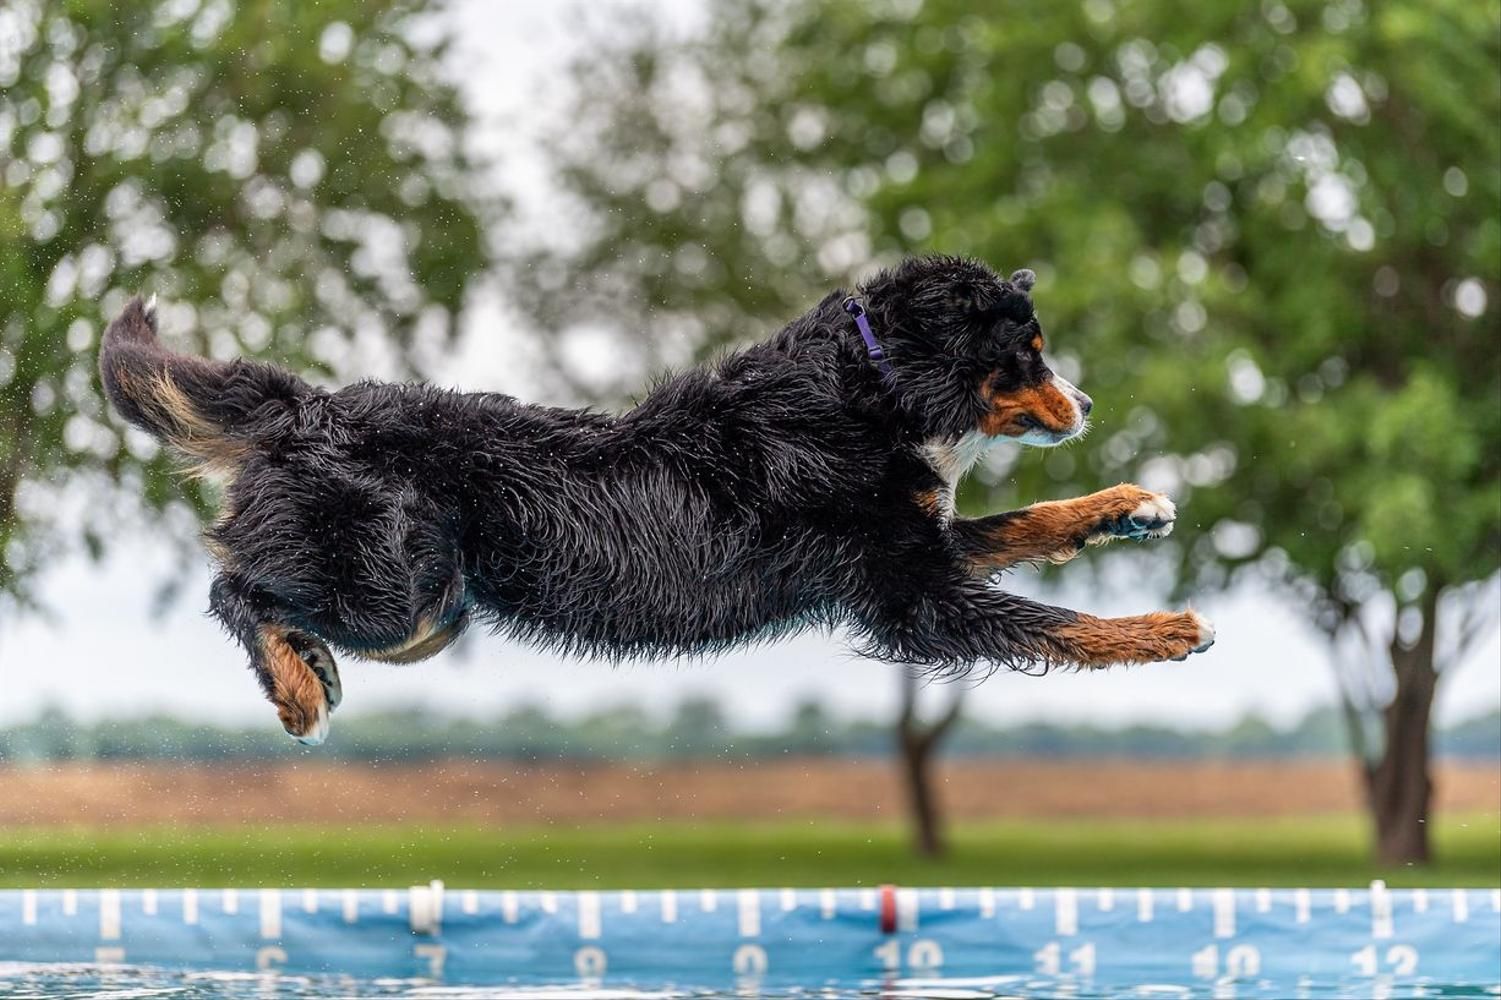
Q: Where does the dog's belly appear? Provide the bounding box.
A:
[465,525,832,656]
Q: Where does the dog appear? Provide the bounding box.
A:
[99,255,1213,744]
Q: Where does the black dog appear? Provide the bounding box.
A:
[100,256,1213,743]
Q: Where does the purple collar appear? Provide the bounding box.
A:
[843,296,896,384]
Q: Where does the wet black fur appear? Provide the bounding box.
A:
[100,256,1082,686]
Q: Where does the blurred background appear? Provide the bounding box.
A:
[0,0,1496,888]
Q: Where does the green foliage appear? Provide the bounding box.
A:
[505,0,1499,631]
[2,814,1497,888]
[0,0,493,606]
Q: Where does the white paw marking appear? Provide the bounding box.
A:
[294,701,329,746]
[1131,494,1176,538]
[144,292,158,316]
[1189,612,1215,652]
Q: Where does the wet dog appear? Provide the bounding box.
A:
[100,256,1213,743]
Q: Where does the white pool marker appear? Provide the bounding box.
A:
[578,892,602,940]
[1451,889,1469,924]
[183,889,199,925]
[62,890,77,916]
[660,890,678,924]
[1055,888,1078,936]
[341,890,358,924]
[938,887,956,911]
[699,889,718,913]
[381,890,398,915]
[539,891,558,915]
[100,889,121,941]
[779,888,797,912]
[1097,888,1115,912]
[1491,889,1500,913]
[1255,888,1271,913]
[1213,889,1235,939]
[1176,888,1192,913]
[1370,880,1393,940]
[1295,888,1311,925]
[738,889,761,937]
[979,887,995,919]
[500,891,518,924]
[1019,887,1035,911]
[409,886,437,935]
[819,888,837,919]
[461,891,479,915]
[302,889,318,914]
[142,889,158,916]
[1137,889,1154,923]
[620,890,637,914]
[223,889,240,915]
[21,890,36,926]
[1414,888,1429,913]
[260,890,281,939]
[896,888,919,933]
[858,888,875,911]
[94,946,125,965]
[1334,888,1350,914]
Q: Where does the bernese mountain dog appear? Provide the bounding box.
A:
[100,255,1213,743]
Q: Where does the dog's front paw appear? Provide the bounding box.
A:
[1168,612,1215,661]
[1090,489,1176,544]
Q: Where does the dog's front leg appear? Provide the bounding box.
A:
[952,484,1176,574]
[859,583,1214,670]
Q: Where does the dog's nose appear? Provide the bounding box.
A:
[1078,393,1093,417]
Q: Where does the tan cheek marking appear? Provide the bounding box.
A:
[1031,335,1043,352]
[1033,380,1076,428]
[978,380,1075,436]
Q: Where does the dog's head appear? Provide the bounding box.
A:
[858,255,1091,446]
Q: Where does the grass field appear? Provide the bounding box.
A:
[2,814,1497,889]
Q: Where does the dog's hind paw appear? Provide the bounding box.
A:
[260,627,341,745]
[289,632,342,712]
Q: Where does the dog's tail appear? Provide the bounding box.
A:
[99,296,313,480]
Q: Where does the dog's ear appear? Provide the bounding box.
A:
[995,269,1037,323]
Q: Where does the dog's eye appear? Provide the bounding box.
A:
[1016,414,1041,431]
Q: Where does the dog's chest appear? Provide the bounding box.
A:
[918,431,989,520]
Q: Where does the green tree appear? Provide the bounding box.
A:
[503,0,1500,862]
[0,0,491,609]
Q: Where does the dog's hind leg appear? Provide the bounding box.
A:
[951,484,1176,573]
[209,573,341,744]
[363,560,470,664]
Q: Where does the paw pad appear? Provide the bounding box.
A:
[1100,494,1176,542]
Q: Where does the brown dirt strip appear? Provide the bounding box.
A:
[0,759,1496,828]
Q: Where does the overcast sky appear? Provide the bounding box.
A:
[1,0,1496,737]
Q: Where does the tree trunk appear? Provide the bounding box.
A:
[900,724,945,857]
[1364,590,1440,865]
[896,666,963,858]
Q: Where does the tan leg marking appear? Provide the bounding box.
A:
[258,626,329,742]
[963,483,1174,573]
[1055,610,1215,667]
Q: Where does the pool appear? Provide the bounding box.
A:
[2,885,1497,997]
